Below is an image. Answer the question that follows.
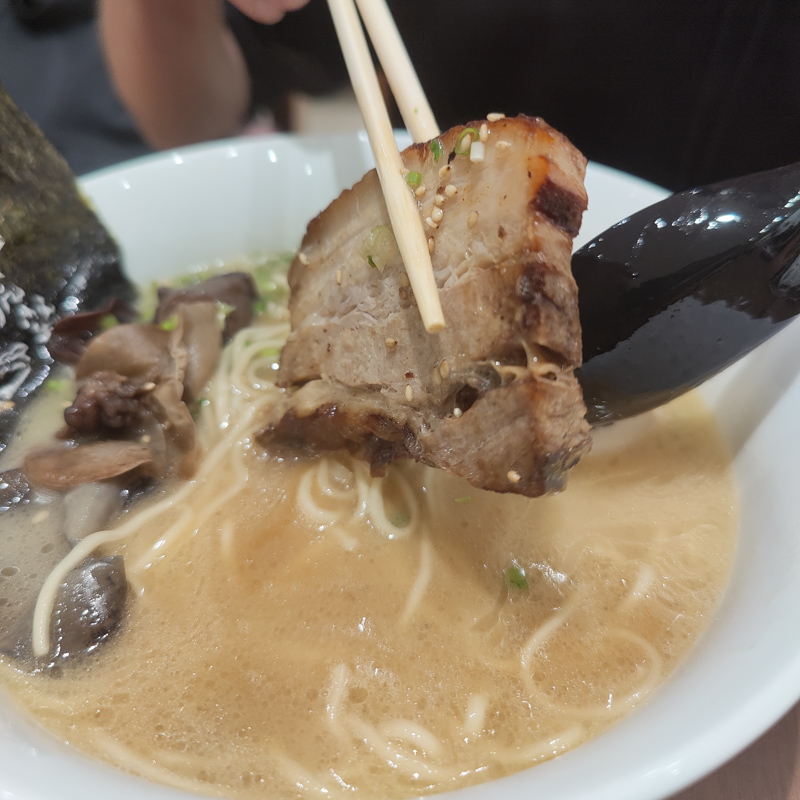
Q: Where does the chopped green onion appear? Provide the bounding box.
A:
[405,171,422,188]
[360,225,398,274]
[430,139,443,162]
[159,315,179,331]
[454,128,481,156]
[505,564,529,590]
[99,314,118,330]
[454,496,472,504]
[252,254,292,299]
[44,378,70,393]
[253,297,268,315]
[136,280,161,322]
[216,301,235,328]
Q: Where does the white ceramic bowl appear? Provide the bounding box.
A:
[1,133,799,800]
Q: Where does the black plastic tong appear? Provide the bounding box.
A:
[573,162,800,424]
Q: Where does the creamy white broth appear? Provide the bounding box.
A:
[0,376,736,799]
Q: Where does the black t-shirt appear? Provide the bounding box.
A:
[230,0,800,191]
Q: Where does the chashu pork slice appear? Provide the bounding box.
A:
[259,115,591,497]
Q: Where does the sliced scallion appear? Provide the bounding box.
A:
[44,378,69,393]
[455,128,481,156]
[360,225,398,274]
[216,301,235,329]
[159,315,179,331]
[99,314,118,330]
[505,564,529,590]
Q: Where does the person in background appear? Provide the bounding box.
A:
[0,0,310,173]
[0,0,151,174]
[100,0,800,192]
[97,0,312,151]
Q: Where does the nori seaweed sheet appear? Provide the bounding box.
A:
[0,83,134,455]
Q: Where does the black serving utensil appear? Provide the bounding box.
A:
[573,161,800,424]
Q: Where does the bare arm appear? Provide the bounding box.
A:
[98,0,250,149]
[98,0,308,150]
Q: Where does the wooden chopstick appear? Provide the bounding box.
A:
[353,0,439,143]
[326,0,446,334]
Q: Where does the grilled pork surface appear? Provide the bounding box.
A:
[260,115,591,497]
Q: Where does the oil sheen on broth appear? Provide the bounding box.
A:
[0,381,736,798]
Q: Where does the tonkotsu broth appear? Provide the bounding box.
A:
[0,390,736,799]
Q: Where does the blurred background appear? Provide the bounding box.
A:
[1,0,798,189]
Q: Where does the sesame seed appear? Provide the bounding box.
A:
[336,269,343,285]
[398,272,410,287]
[496,140,511,150]
[439,359,450,379]
[434,194,445,207]
[33,510,49,524]
[385,337,397,348]
[453,407,463,418]
[460,133,473,151]
[507,469,522,483]
[142,381,156,391]
[140,434,152,444]
[405,384,413,402]
[433,367,442,386]
[467,211,479,228]
[298,252,309,265]
[427,237,435,254]
[479,122,489,143]
[431,206,444,223]
[425,216,439,230]
[487,112,506,122]
[438,164,451,178]
[415,185,427,197]
[444,184,457,197]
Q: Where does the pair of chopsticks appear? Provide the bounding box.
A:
[326,0,445,333]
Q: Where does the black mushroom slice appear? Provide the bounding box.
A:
[0,557,127,665]
[63,481,124,545]
[23,440,155,489]
[173,301,223,402]
[75,321,176,384]
[0,467,31,510]
[51,556,127,661]
[154,272,258,341]
[48,298,136,365]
